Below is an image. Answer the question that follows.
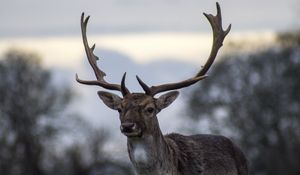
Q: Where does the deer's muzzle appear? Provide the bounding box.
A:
[120,122,142,137]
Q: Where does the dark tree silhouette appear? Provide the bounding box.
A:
[187,33,300,175]
[0,49,72,175]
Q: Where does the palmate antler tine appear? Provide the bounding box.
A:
[137,2,230,96]
[76,13,130,96]
[196,2,231,77]
[80,14,106,80]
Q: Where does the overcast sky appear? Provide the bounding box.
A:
[1,0,299,38]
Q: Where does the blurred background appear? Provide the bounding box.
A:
[0,0,299,174]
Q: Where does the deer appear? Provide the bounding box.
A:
[76,2,248,175]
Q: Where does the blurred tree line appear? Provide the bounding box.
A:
[0,50,133,175]
[187,31,300,175]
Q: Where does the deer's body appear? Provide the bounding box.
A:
[112,93,247,175]
[76,3,248,175]
[128,133,248,175]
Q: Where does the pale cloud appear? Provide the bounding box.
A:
[0,37,84,68]
[0,31,276,69]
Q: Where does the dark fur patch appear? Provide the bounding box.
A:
[165,133,248,175]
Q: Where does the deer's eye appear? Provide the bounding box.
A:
[146,107,154,114]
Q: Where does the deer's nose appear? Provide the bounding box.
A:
[120,122,136,133]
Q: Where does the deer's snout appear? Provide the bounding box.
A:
[120,122,135,132]
[120,122,141,137]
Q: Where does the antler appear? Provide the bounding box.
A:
[137,2,231,96]
[76,13,130,96]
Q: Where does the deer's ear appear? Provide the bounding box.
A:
[97,91,122,110]
[156,91,179,111]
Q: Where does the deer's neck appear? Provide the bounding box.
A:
[127,128,176,175]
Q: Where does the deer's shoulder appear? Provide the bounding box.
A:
[164,133,245,175]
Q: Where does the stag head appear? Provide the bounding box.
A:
[76,2,231,138]
[98,91,179,137]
